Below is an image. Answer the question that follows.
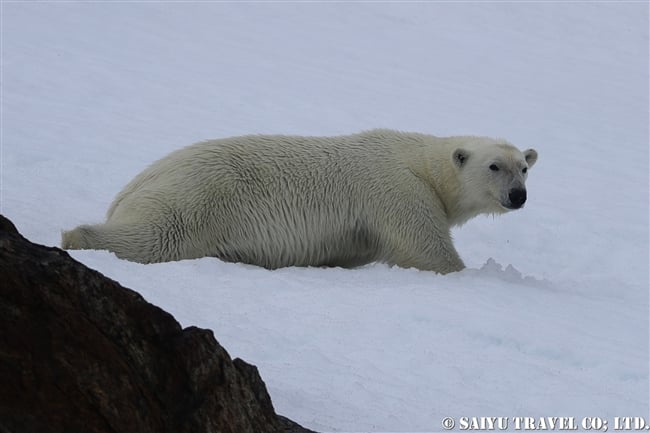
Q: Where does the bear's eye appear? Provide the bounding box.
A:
[522,167,528,174]
[489,164,499,172]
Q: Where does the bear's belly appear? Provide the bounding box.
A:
[209,217,380,269]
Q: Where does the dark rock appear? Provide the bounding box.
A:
[0,215,316,433]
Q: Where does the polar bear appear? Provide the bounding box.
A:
[62,129,537,274]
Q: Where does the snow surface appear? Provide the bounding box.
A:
[2,2,649,432]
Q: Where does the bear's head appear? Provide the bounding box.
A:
[451,141,538,222]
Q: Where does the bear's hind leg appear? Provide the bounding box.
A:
[61,223,177,264]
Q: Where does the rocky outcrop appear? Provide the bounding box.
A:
[0,215,314,433]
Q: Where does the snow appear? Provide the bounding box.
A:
[2,2,648,432]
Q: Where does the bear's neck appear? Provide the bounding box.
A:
[419,149,477,227]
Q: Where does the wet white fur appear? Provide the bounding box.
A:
[62,129,537,274]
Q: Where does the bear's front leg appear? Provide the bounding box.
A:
[385,232,465,274]
[378,200,465,274]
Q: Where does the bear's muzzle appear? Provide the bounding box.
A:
[507,188,527,209]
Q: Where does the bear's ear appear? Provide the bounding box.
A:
[453,148,470,168]
[523,149,538,168]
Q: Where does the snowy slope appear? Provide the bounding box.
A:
[2,2,648,432]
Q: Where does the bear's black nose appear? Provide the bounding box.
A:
[508,188,527,209]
